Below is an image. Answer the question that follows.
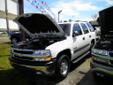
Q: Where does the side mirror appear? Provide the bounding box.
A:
[73,31,79,37]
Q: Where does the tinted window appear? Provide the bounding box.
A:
[59,24,71,36]
[81,23,89,34]
[87,23,95,32]
[73,24,82,36]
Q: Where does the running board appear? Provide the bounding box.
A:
[72,51,90,63]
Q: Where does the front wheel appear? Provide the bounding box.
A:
[55,55,70,78]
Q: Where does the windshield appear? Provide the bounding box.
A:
[59,24,71,36]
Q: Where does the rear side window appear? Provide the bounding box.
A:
[73,23,82,35]
[81,23,89,34]
[87,23,95,32]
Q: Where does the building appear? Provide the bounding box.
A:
[0,0,19,32]
[0,0,55,32]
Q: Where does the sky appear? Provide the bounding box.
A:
[0,0,112,30]
[24,0,113,21]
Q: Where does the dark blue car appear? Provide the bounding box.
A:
[8,31,21,45]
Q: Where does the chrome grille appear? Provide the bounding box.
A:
[14,55,33,61]
[13,48,33,54]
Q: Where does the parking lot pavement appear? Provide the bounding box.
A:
[25,57,113,85]
[57,58,91,85]
[25,57,91,85]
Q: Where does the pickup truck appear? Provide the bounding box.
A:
[9,13,96,78]
[90,6,113,78]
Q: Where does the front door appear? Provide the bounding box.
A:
[72,23,87,60]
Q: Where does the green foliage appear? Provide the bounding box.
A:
[0,43,31,85]
[0,43,11,69]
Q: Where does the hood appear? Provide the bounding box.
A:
[99,6,113,35]
[14,13,65,39]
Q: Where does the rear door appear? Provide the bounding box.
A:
[80,23,91,51]
[86,22,96,41]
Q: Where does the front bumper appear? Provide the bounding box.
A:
[91,61,113,76]
[90,54,113,76]
[9,57,56,75]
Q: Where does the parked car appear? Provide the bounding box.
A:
[90,21,101,40]
[8,31,21,43]
[0,32,4,35]
[90,6,113,78]
[9,13,97,78]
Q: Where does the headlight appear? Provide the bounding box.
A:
[92,49,98,54]
[92,49,109,56]
[99,50,109,56]
[34,50,51,57]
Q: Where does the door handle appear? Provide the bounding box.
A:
[83,37,85,40]
[89,35,91,38]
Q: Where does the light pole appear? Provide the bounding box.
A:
[58,10,62,22]
[18,0,25,40]
[5,0,9,33]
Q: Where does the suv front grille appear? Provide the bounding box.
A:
[11,48,51,66]
[13,48,33,54]
[14,55,33,61]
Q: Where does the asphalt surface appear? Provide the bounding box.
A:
[25,57,113,85]
[0,36,113,85]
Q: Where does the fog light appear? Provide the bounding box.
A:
[34,58,45,61]
[44,57,52,61]
[34,56,52,62]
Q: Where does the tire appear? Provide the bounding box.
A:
[55,54,70,78]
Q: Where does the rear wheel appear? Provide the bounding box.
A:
[55,54,70,78]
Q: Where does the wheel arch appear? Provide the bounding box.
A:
[91,39,95,44]
[56,49,72,61]
[90,39,96,49]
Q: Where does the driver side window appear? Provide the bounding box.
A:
[73,23,82,36]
